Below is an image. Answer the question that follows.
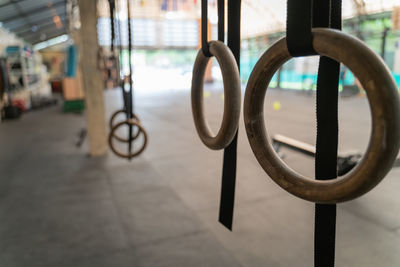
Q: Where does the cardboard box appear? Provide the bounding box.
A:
[62,74,84,100]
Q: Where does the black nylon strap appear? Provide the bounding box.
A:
[218,0,240,230]
[115,0,123,52]
[127,0,134,156]
[108,0,115,52]
[217,0,224,42]
[115,0,127,108]
[286,0,315,57]
[286,0,341,266]
[201,0,212,57]
[312,0,330,28]
[314,1,342,267]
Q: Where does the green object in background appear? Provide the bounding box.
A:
[63,100,85,113]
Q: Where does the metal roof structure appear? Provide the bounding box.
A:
[0,0,397,45]
[0,0,67,45]
[97,0,400,39]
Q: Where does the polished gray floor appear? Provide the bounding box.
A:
[0,86,399,266]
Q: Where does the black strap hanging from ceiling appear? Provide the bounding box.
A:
[201,0,225,51]
[108,0,125,101]
[127,0,134,157]
[314,1,342,267]
[217,0,225,42]
[286,0,315,56]
[200,0,240,230]
[219,0,241,230]
[111,0,131,139]
[109,0,116,52]
[286,1,342,266]
[201,0,212,57]
[115,1,125,86]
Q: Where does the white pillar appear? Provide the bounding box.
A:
[78,0,108,156]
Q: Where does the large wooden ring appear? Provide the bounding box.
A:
[191,40,241,150]
[109,119,148,159]
[109,109,141,142]
[244,28,400,203]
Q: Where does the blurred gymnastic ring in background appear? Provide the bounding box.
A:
[191,40,241,150]
[108,119,148,159]
[244,28,400,203]
[109,109,141,142]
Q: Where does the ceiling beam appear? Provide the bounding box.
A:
[13,14,67,34]
[10,0,35,29]
[1,0,65,23]
[9,13,66,32]
[10,0,59,45]
[0,0,25,9]
[16,18,66,37]
[23,25,65,40]
[27,29,67,45]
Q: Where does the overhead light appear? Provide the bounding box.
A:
[53,15,63,29]
[33,34,69,50]
[53,15,60,23]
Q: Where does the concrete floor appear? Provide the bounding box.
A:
[1,85,400,266]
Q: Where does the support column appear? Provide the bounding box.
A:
[78,0,108,156]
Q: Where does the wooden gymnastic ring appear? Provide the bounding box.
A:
[109,109,141,142]
[108,119,148,159]
[244,28,400,203]
[191,40,241,150]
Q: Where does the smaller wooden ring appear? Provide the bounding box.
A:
[191,40,241,150]
[108,119,148,159]
[109,109,141,142]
